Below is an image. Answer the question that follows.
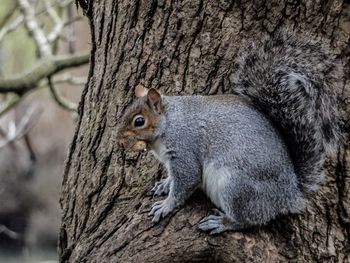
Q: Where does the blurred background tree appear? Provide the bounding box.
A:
[0,0,89,262]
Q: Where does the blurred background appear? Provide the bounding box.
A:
[0,0,89,262]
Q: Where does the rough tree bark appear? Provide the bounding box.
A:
[59,0,350,262]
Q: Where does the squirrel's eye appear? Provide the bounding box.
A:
[133,115,145,127]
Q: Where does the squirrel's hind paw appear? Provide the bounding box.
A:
[198,213,236,235]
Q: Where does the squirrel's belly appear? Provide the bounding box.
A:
[201,162,230,210]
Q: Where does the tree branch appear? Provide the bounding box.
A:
[0,16,23,43]
[67,2,76,53]
[48,77,77,112]
[52,74,87,85]
[45,0,64,43]
[0,94,22,117]
[0,53,89,94]
[0,107,40,148]
[0,224,20,240]
[17,0,52,58]
[0,0,75,43]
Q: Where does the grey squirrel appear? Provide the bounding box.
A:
[117,31,344,234]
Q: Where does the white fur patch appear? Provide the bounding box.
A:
[201,163,231,210]
[150,139,170,170]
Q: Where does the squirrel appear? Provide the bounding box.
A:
[116,30,344,234]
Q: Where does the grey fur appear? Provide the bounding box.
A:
[149,95,306,232]
[129,31,344,234]
[231,30,344,194]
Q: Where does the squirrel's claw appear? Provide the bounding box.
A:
[151,177,172,196]
[149,197,175,223]
[198,214,234,235]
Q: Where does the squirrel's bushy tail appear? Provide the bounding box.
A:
[231,30,344,194]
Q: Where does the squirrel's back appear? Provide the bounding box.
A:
[231,30,344,194]
[162,94,292,169]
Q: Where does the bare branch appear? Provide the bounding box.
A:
[0,107,41,148]
[0,53,89,94]
[50,15,83,44]
[0,224,21,240]
[67,2,76,53]
[52,74,87,85]
[0,0,75,43]
[48,77,77,112]
[63,14,84,28]
[45,0,64,43]
[0,94,22,117]
[0,16,24,42]
[17,0,52,57]
[0,0,86,115]
[36,74,86,92]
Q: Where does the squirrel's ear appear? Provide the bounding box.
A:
[147,88,163,114]
[135,84,148,97]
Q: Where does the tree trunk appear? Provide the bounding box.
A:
[59,0,350,262]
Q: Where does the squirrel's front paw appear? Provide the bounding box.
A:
[149,197,176,223]
[151,177,172,196]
